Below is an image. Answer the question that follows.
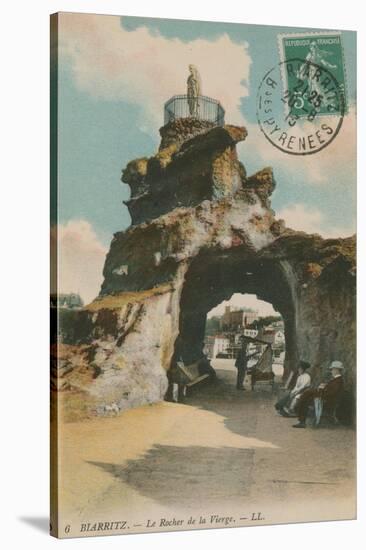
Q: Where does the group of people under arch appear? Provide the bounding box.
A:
[234,336,348,428]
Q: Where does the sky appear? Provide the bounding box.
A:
[53,13,357,304]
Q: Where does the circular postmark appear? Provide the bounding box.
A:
[256,58,345,155]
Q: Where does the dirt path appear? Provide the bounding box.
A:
[58,360,356,538]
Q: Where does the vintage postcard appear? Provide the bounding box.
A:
[50,13,356,538]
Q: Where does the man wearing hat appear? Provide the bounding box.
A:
[292,360,345,428]
[275,360,311,416]
[235,337,250,391]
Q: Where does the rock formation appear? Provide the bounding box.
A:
[53,118,356,418]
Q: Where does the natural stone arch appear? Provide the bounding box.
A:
[173,248,298,376]
[56,120,356,415]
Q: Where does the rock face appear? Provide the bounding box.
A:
[55,120,356,417]
[122,121,247,225]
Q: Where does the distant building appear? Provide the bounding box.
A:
[203,335,215,358]
[50,293,84,309]
[220,305,259,331]
[234,333,243,345]
[212,335,230,358]
[260,326,285,348]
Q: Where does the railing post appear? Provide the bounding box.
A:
[163,95,225,126]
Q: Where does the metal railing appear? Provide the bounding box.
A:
[164,94,225,126]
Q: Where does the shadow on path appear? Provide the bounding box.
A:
[87,444,254,506]
[184,367,276,438]
[85,368,279,507]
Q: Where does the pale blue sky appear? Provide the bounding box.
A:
[55,14,356,301]
[57,15,356,244]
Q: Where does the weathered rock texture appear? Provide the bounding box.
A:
[122,121,247,225]
[55,121,356,418]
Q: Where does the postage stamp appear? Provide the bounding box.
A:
[278,32,347,117]
[256,42,346,155]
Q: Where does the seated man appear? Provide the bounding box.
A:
[275,361,311,416]
[292,360,345,428]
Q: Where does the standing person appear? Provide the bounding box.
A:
[292,360,345,428]
[275,361,312,416]
[235,338,250,391]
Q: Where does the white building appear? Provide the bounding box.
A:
[213,335,230,358]
[220,306,259,331]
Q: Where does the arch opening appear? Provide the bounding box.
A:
[171,248,298,381]
[204,293,286,379]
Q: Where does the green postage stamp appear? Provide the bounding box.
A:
[278,32,347,117]
[255,31,348,154]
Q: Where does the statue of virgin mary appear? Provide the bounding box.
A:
[187,65,201,117]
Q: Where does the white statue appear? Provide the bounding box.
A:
[187,65,201,117]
